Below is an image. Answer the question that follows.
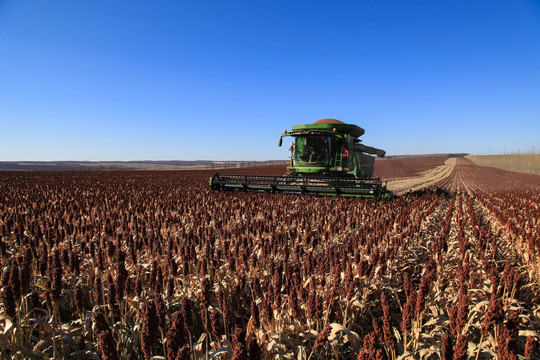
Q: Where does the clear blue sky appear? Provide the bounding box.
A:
[1,1,539,161]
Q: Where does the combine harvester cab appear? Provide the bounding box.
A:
[210,119,392,198]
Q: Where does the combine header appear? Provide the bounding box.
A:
[210,119,392,198]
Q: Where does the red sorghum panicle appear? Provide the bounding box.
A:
[312,325,331,353]
[218,289,229,320]
[415,272,432,315]
[358,332,384,360]
[74,285,84,316]
[155,265,164,294]
[167,277,175,298]
[9,259,21,300]
[381,292,395,351]
[231,326,248,360]
[345,264,355,300]
[93,312,110,335]
[248,338,261,360]
[263,296,273,321]
[441,334,453,360]
[400,301,412,334]
[1,284,16,318]
[209,308,222,338]
[497,311,519,360]
[455,290,469,335]
[314,293,323,320]
[155,294,166,333]
[97,330,119,360]
[449,305,458,336]
[307,290,315,319]
[115,251,128,302]
[175,345,191,360]
[453,334,467,360]
[403,273,413,299]
[524,336,535,358]
[141,300,158,360]
[94,276,103,305]
[27,289,40,311]
[19,251,32,295]
[201,277,211,309]
[372,318,383,344]
[250,300,260,328]
[166,310,186,360]
[481,292,503,334]
[49,249,63,301]
[181,297,193,332]
[489,264,500,294]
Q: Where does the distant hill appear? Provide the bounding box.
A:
[0,154,469,171]
[0,160,288,171]
[384,153,468,159]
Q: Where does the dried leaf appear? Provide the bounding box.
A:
[519,329,540,338]
[327,323,360,348]
[296,346,306,360]
[209,348,233,358]
[3,317,13,335]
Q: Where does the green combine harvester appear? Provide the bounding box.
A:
[210,119,392,198]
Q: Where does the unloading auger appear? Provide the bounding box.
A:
[210,119,392,198]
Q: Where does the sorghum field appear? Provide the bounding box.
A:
[1,158,539,360]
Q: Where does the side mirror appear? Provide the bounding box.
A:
[278,137,283,147]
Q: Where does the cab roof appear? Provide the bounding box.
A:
[291,119,365,138]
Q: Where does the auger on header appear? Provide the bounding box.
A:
[210,119,392,198]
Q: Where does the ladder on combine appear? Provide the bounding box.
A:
[334,150,343,170]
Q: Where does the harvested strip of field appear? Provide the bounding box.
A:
[385,158,456,195]
[438,158,540,192]
[374,156,449,179]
